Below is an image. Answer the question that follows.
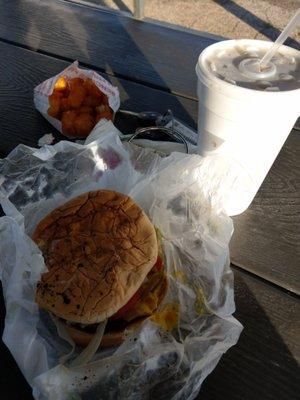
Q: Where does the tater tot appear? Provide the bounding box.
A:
[68,85,87,108]
[69,78,85,90]
[47,105,60,118]
[60,98,71,112]
[61,110,77,137]
[83,78,94,91]
[49,92,62,106]
[95,114,101,123]
[84,78,103,99]
[54,76,69,92]
[102,94,109,106]
[79,106,94,115]
[95,106,114,122]
[74,113,95,137]
[95,104,106,114]
[48,92,61,118]
[82,95,101,107]
[47,76,111,133]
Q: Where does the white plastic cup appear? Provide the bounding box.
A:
[195,39,300,215]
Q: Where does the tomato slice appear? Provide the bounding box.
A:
[110,289,141,320]
[154,256,163,271]
[110,257,164,320]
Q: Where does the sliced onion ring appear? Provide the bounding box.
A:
[70,319,107,367]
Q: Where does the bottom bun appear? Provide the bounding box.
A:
[64,317,146,348]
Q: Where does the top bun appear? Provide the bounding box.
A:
[34,190,158,324]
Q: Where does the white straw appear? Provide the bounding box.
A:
[259,8,300,70]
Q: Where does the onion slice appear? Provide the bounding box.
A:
[70,319,107,367]
[51,315,76,364]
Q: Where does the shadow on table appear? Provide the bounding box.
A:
[110,0,131,14]
[84,0,131,14]
[214,0,300,50]
[200,271,300,400]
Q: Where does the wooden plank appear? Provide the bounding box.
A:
[0,41,299,294]
[0,0,217,99]
[1,270,299,400]
[200,270,300,400]
[0,41,197,157]
[230,132,300,294]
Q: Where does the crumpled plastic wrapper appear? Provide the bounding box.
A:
[34,61,120,134]
[0,128,242,400]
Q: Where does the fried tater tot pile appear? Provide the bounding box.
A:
[47,76,114,137]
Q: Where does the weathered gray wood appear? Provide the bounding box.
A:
[200,270,300,399]
[230,132,300,295]
[0,0,217,99]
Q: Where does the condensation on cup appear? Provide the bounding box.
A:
[195,39,300,216]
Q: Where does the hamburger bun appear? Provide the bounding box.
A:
[64,317,147,348]
[64,273,168,348]
[34,190,158,324]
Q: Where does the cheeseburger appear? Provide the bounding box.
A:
[34,190,167,348]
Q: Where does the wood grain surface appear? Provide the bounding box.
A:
[0,40,299,293]
[1,269,299,400]
[200,270,300,400]
[231,132,300,295]
[0,0,217,99]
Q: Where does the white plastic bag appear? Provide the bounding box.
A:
[0,129,242,400]
[34,61,120,135]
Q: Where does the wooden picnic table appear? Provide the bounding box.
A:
[0,1,299,399]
